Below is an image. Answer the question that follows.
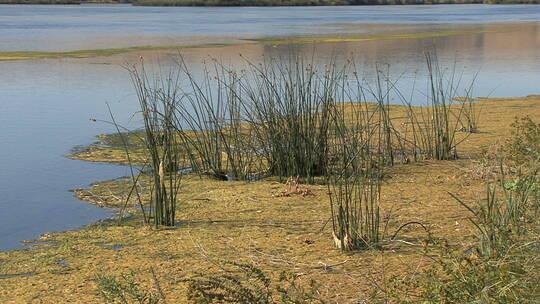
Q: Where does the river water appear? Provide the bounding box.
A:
[0,4,539,251]
[1,4,540,51]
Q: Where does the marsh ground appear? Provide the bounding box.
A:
[1,96,539,303]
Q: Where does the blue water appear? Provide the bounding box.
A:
[0,4,539,51]
[0,4,539,251]
[0,60,137,251]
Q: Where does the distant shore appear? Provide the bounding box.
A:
[1,0,538,6]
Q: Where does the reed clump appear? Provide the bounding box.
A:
[327,174,382,250]
[325,98,386,250]
[400,52,469,161]
[239,56,339,182]
[173,58,258,181]
[118,52,476,184]
[127,64,184,227]
[114,52,478,243]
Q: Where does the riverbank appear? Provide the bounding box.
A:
[1,95,539,302]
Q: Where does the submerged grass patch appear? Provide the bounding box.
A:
[0,44,228,61]
[0,47,166,61]
[253,29,504,46]
[0,28,508,62]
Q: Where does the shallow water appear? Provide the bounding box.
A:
[0,60,138,251]
[0,272,35,279]
[1,4,540,51]
[0,5,539,251]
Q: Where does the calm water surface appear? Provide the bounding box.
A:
[0,4,540,51]
[0,4,539,251]
[0,60,136,251]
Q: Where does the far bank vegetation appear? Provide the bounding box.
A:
[2,0,539,6]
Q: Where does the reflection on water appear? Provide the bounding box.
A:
[277,23,540,100]
[135,23,540,99]
[0,14,539,251]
